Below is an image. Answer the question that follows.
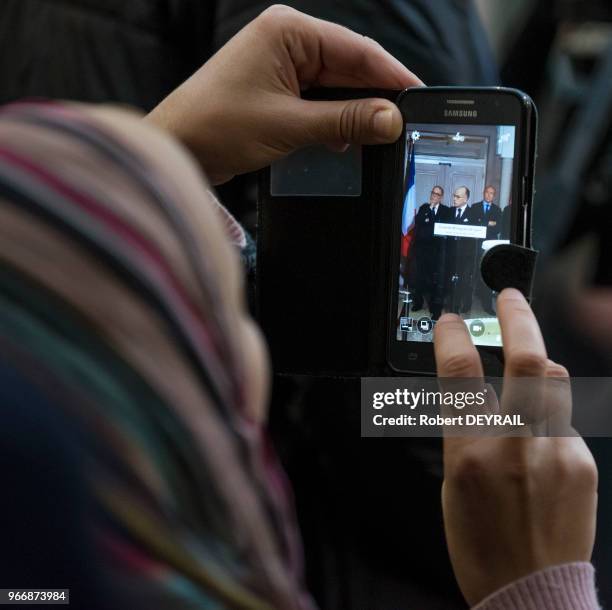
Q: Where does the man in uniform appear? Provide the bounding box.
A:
[410,185,450,320]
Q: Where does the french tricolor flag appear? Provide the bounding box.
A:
[401,137,417,257]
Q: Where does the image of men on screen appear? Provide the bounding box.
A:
[397,124,515,346]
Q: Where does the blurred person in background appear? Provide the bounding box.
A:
[497,3,612,605]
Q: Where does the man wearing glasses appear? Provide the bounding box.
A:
[411,185,451,320]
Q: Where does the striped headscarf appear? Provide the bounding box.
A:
[0,102,312,610]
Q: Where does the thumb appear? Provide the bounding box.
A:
[296,97,404,146]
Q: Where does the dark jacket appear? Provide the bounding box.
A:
[470,200,503,239]
[414,202,453,246]
[214,0,499,86]
[0,0,498,109]
[442,204,480,270]
[0,0,215,109]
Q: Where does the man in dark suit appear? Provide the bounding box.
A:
[411,185,451,319]
[471,185,502,239]
[471,185,502,314]
[443,186,480,314]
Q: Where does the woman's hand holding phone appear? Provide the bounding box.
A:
[434,288,598,606]
[146,5,421,184]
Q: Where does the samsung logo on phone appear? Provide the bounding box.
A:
[444,109,478,118]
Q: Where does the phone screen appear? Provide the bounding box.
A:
[396,122,516,347]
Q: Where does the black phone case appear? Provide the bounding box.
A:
[257,88,537,378]
[257,88,399,377]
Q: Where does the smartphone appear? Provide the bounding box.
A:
[387,87,537,375]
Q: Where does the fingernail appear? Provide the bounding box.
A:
[372,108,395,140]
[500,287,524,300]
